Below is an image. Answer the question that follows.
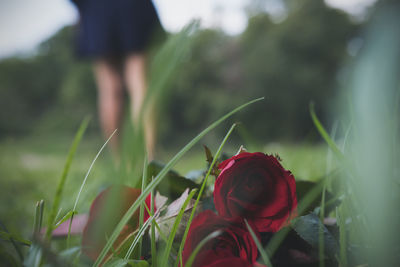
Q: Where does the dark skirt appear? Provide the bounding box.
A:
[73,0,163,58]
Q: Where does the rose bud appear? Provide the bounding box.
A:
[214,152,297,232]
[182,210,259,267]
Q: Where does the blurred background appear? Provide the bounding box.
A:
[0,0,379,234]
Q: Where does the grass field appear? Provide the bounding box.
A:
[0,132,329,237]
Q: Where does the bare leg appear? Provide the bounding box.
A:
[93,59,123,156]
[124,53,156,160]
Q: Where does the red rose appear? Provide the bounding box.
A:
[82,185,155,261]
[214,152,297,232]
[182,210,259,267]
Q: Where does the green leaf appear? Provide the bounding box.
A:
[296,180,341,215]
[0,231,31,246]
[94,98,263,267]
[124,213,153,259]
[67,128,117,246]
[33,200,44,235]
[59,246,81,258]
[161,188,198,265]
[148,160,198,199]
[203,145,220,177]
[45,117,90,240]
[23,243,42,267]
[337,205,348,267]
[292,213,338,259]
[203,145,213,164]
[137,156,148,259]
[309,103,345,162]
[54,210,76,228]
[105,258,149,267]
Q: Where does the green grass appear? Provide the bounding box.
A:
[263,143,331,182]
[0,132,328,237]
[170,142,329,181]
[0,133,114,236]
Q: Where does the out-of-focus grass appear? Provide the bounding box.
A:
[0,134,113,235]
[263,143,330,182]
[159,142,328,181]
[0,129,330,265]
[0,134,328,236]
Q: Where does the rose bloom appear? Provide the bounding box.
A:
[182,210,259,267]
[214,152,297,232]
[82,185,154,261]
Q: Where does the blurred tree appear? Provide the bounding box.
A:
[159,0,359,146]
[0,26,97,136]
[0,0,361,147]
[237,0,358,141]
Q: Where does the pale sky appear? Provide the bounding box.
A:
[0,0,377,59]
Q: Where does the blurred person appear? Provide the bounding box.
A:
[70,0,164,160]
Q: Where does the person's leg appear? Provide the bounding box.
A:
[124,53,155,160]
[93,59,123,155]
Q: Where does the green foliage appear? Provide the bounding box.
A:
[292,213,338,258]
[105,258,149,267]
[148,161,199,199]
[236,0,357,141]
[2,2,399,266]
[160,188,197,266]
[94,98,262,266]
[0,26,97,136]
[158,0,358,146]
[0,0,358,146]
[45,118,89,240]
[334,2,400,265]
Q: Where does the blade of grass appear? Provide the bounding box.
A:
[45,117,90,240]
[0,231,31,247]
[245,219,273,267]
[161,189,198,266]
[310,103,345,162]
[124,213,154,260]
[33,200,44,235]
[319,184,326,267]
[123,196,164,261]
[337,205,348,267]
[23,243,42,267]
[138,156,148,259]
[24,200,44,265]
[66,128,116,247]
[143,205,181,263]
[93,98,263,267]
[175,123,237,267]
[151,189,156,267]
[54,210,76,228]
[54,208,64,225]
[143,203,170,248]
[184,230,221,267]
[72,129,117,212]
